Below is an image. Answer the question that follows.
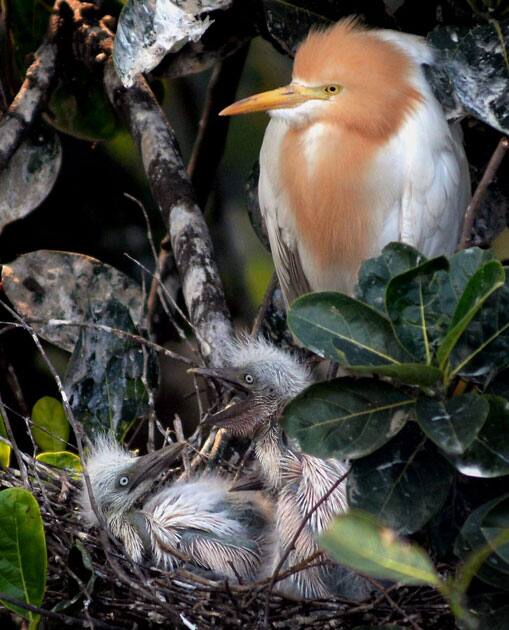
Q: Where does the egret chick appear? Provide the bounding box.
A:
[193,336,372,600]
[79,436,273,582]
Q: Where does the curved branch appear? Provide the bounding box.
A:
[104,62,232,366]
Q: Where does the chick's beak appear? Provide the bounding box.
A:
[189,367,259,436]
[219,83,327,116]
[188,366,248,392]
[129,442,185,490]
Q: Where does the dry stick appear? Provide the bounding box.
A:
[104,63,232,369]
[0,4,60,171]
[0,393,29,486]
[31,317,195,365]
[263,467,351,627]
[459,135,509,249]
[0,591,118,629]
[363,576,425,630]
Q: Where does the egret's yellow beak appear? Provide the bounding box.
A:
[219,83,328,116]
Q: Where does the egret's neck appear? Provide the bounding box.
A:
[254,426,290,490]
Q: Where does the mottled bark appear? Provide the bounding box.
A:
[0,42,58,171]
[104,61,232,366]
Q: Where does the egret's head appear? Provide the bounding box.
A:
[79,436,184,526]
[220,17,422,139]
[191,336,312,439]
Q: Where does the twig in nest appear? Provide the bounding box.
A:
[0,591,120,629]
[0,393,29,486]
[459,135,509,249]
[263,467,351,626]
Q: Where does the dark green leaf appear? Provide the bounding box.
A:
[450,276,509,381]
[348,363,442,387]
[480,496,509,565]
[64,298,157,438]
[437,261,505,370]
[320,511,440,586]
[7,0,49,75]
[455,494,509,590]
[31,396,69,452]
[2,250,144,352]
[486,369,509,399]
[385,256,449,363]
[356,242,425,313]
[0,488,47,623]
[47,76,120,142]
[348,429,453,534]
[283,378,414,460]
[447,396,509,478]
[0,127,62,236]
[478,604,509,630]
[288,292,410,366]
[416,394,489,455]
[436,248,495,319]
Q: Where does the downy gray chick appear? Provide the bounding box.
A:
[79,436,273,583]
[194,335,372,601]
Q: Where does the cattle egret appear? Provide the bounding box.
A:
[193,336,372,600]
[79,436,273,582]
[221,18,470,306]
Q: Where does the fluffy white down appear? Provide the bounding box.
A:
[142,477,256,572]
[79,435,134,526]
[221,334,313,398]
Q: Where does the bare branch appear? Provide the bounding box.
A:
[147,45,249,345]
[104,61,232,366]
[459,135,509,249]
[0,37,58,171]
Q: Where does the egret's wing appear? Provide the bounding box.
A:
[180,531,260,581]
[259,119,312,308]
[398,107,471,257]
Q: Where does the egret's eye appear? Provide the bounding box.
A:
[324,84,341,95]
[244,373,255,385]
[119,476,129,487]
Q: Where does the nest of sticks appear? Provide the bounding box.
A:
[0,426,457,630]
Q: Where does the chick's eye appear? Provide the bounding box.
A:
[244,373,254,385]
[324,84,340,95]
[119,476,129,487]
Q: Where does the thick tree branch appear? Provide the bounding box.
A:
[104,62,232,366]
[148,44,250,343]
[0,34,58,171]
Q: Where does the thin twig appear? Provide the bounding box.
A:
[459,135,509,249]
[0,393,29,486]
[264,467,351,626]
[0,591,118,628]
